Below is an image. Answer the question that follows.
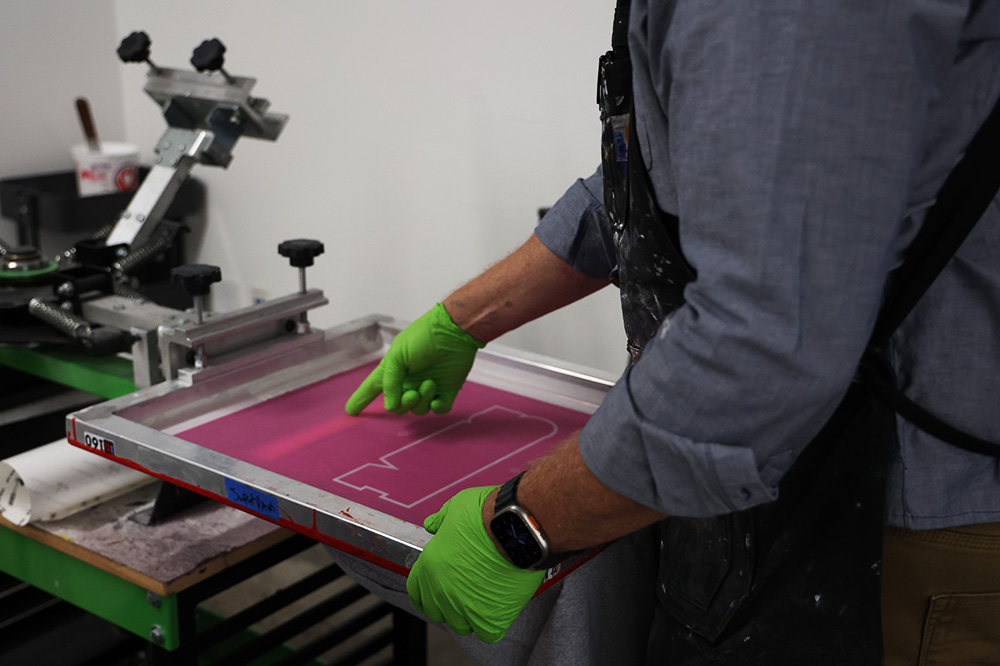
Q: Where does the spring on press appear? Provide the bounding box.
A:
[28,298,92,339]
[113,232,170,275]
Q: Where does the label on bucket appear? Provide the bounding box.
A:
[72,141,139,197]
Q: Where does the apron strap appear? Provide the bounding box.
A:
[864,95,1000,453]
[871,96,1000,347]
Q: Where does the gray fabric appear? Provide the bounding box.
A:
[325,527,656,666]
[536,0,1000,528]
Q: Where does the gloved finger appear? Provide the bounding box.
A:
[417,591,446,625]
[430,388,459,414]
[388,395,411,416]
[400,389,421,410]
[443,612,473,636]
[474,625,506,644]
[423,497,454,534]
[411,379,436,416]
[381,356,407,412]
[407,560,466,629]
[424,605,446,626]
[406,572,425,615]
[344,366,384,415]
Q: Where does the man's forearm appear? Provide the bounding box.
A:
[444,235,642,554]
[482,433,668,554]
[443,234,610,343]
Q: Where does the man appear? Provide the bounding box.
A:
[344,1,1000,663]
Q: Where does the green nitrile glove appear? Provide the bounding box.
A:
[406,486,545,643]
[345,303,484,416]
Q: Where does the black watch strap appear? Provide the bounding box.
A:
[495,472,582,571]
[535,548,581,571]
[494,471,525,512]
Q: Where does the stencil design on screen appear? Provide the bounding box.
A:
[334,406,558,509]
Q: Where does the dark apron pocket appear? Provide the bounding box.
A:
[650,378,892,665]
[659,512,753,641]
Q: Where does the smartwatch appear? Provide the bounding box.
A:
[490,472,574,571]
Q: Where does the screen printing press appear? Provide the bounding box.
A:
[0,30,613,663]
[0,33,445,663]
[66,312,612,578]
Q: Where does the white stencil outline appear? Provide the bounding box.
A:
[333,406,558,508]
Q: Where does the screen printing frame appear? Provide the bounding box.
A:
[66,315,612,575]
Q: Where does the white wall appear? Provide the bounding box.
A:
[0,0,126,250]
[4,1,628,378]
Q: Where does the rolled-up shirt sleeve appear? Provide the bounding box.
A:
[534,168,617,280]
[579,1,966,517]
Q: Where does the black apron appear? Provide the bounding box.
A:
[598,6,889,663]
[598,4,1000,663]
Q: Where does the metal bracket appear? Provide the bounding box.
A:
[158,289,329,382]
[104,61,287,249]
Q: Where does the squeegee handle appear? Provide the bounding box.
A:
[75,97,101,152]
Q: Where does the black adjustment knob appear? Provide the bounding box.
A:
[191,38,227,72]
[171,264,222,296]
[118,31,152,63]
[278,240,325,268]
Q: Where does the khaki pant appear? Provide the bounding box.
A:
[883,522,1000,665]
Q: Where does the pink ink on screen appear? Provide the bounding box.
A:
[177,363,590,525]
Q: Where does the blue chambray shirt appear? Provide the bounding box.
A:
[537,0,1000,530]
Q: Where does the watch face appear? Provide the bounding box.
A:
[492,510,543,568]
